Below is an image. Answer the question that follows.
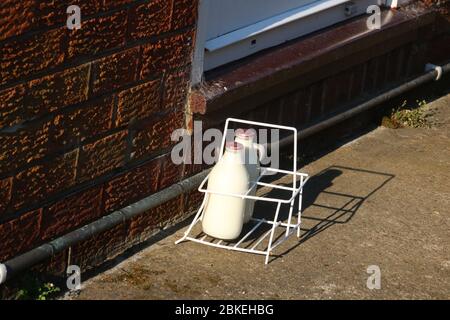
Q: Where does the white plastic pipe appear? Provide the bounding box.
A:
[0,263,6,284]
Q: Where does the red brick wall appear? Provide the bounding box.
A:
[421,0,450,16]
[0,0,200,271]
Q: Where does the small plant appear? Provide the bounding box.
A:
[382,100,430,129]
[14,273,60,300]
[37,282,61,300]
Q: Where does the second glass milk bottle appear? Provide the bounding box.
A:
[235,129,265,223]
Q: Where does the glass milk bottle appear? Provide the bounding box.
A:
[235,129,265,223]
[202,142,250,240]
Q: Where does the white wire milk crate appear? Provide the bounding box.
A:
[175,118,309,264]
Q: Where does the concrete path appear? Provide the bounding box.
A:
[71,94,450,300]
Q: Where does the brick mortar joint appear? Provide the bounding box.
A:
[0,147,178,225]
[0,0,168,46]
[0,20,197,93]
[1,169,209,269]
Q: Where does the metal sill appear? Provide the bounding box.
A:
[204,0,379,71]
[205,0,352,52]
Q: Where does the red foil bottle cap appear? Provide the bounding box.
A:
[235,128,256,140]
[226,142,243,152]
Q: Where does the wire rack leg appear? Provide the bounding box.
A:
[265,202,282,265]
[297,177,304,238]
[285,201,295,237]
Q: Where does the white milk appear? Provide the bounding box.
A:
[202,142,249,240]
